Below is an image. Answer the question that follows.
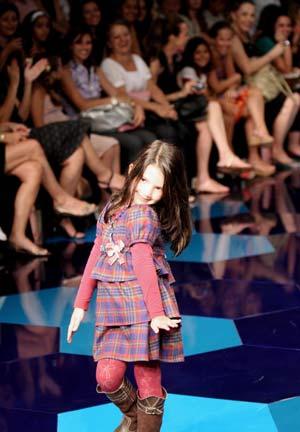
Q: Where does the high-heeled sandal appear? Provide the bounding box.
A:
[54,202,97,218]
[8,241,50,257]
[98,171,125,193]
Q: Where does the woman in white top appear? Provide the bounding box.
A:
[101,19,252,194]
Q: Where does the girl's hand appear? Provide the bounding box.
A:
[181,80,197,97]
[67,307,85,343]
[150,316,181,334]
[24,58,49,83]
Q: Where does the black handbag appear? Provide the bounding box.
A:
[174,94,208,122]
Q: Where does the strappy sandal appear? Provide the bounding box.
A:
[98,171,125,193]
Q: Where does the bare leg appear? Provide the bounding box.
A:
[245,118,276,176]
[8,160,49,255]
[222,111,235,148]
[101,145,121,174]
[272,95,300,164]
[5,139,96,216]
[194,121,229,194]
[207,101,251,169]
[81,137,124,189]
[246,87,273,138]
[288,131,300,157]
[59,148,86,238]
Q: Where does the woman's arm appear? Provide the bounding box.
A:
[208,68,241,94]
[18,58,48,122]
[0,60,19,122]
[31,83,46,127]
[231,35,284,75]
[60,67,113,111]
[273,44,293,74]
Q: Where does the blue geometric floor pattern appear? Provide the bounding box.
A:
[2,172,300,431]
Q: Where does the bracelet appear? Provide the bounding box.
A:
[110,97,119,106]
[0,133,5,142]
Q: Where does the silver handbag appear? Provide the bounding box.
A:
[80,102,134,133]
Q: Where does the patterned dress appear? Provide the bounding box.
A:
[86,203,184,363]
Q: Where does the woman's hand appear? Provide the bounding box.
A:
[67,307,85,343]
[3,130,29,144]
[181,80,197,97]
[150,315,181,334]
[3,37,22,56]
[154,103,178,120]
[133,104,145,127]
[24,58,49,83]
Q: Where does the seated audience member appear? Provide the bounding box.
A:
[145,13,251,193]
[180,0,211,43]
[207,22,275,176]
[115,0,142,56]
[202,0,227,29]
[0,40,123,239]
[69,0,105,65]
[60,27,156,168]
[229,0,299,169]
[101,19,182,148]
[256,5,300,159]
[0,3,23,71]
[21,10,57,58]
[0,121,96,256]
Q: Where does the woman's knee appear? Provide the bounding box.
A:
[62,147,85,168]
[12,160,43,183]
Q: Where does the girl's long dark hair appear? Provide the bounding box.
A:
[62,26,96,68]
[105,140,192,256]
[182,36,212,74]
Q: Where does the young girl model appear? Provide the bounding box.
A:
[67,140,192,431]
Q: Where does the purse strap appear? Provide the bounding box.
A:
[269,65,296,102]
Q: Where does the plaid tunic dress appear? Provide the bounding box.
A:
[91,204,184,363]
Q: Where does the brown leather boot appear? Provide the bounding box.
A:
[96,377,137,432]
[136,388,167,432]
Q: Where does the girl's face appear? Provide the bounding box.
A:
[173,22,189,53]
[133,164,164,205]
[109,24,132,55]
[215,27,233,55]
[121,0,138,23]
[231,2,255,34]
[33,16,50,42]
[0,10,19,38]
[193,43,210,68]
[82,1,101,27]
[275,15,292,39]
[71,33,93,62]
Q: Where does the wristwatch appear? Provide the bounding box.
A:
[110,97,119,106]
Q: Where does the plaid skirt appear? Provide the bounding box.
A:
[93,321,184,363]
[93,276,184,363]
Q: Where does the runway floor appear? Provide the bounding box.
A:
[1,170,300,431]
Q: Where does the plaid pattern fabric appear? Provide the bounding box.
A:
[95,276,180,326]
[91,203,183,363]
[93,322,184,363]
[91,204,175,283]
